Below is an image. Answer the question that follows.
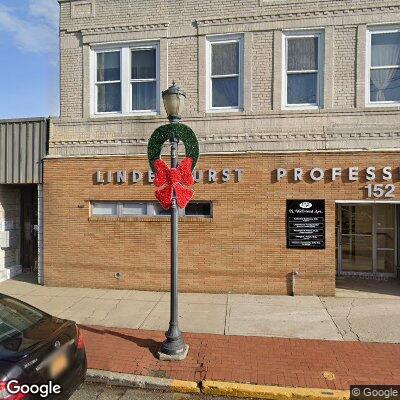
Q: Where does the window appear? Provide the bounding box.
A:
[92,202,118,216]
[131,48,157,111]
[96,51,121,113]
[91,201,212,218]
[185,202,212,217]
[283,31,324,109]
[207,35,243,111]
[367,27,400,105]
[92,43,159,115]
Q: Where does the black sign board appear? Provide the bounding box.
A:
[287,200,325,249]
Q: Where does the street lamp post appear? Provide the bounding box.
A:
[157,82,189,360]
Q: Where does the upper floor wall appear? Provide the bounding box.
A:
[53,0,400,156]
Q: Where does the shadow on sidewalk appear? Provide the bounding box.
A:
[80,325,162,358]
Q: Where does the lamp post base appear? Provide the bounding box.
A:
[157,344,189,361]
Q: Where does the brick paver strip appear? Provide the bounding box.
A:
[81,326,400,390]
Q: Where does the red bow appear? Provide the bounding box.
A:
[154,157,195,209]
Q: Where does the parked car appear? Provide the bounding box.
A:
[0,294,86,399]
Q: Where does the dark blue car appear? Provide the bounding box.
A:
[0,294,86,399]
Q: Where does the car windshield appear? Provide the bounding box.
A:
[0,296,46,352]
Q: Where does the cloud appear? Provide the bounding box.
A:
[0,0,58,54]
[28,0,59,29]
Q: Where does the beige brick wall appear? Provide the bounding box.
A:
[43,151,400,295]
[53,0,400,156]
[168,36,198,115]
[60,34,83,118]
[334,26,357,109]
[252,31,273,112]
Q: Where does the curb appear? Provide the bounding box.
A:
[86,369,350,399]
[86,369,200,394]
[202,380,350,400]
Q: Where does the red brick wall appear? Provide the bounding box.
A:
[43,152,400,296]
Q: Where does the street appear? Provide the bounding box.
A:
[70,383,229,400]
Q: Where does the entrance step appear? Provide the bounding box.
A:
[0,265,22,282]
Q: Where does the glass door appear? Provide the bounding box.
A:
[340,205,374,273]
[376,204,396,274]
[338,204,397,276]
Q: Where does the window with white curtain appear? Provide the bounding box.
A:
[131,48,157,111]
[283,31,324,109]
[206,35,243,111]
[92,43,159,115]
[367,28,400,105]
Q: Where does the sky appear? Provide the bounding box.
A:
[0,0,59,119]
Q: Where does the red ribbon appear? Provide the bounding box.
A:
[154,157,194,209]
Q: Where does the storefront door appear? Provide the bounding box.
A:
[338,204,397,277]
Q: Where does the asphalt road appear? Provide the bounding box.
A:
[70,383,230,400]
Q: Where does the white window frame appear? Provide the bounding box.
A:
[91,201,212,218]
[206,34,244,112]
[90,41,160,117]
[366,26,400,107]
[282,30,324,110]
[93,49,122,115]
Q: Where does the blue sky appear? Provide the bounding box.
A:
[0,0,59,119]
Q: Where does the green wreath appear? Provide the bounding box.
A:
[148,123,199,172]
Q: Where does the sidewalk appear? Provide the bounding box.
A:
[80,325,400,390]
[0,274,399,343]
[1,275,400,391]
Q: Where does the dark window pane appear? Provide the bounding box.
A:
[370,68,400,102]
[371,32,400,67]
[0,297,45,345]
[132,81,157,110]
[287,37,318,71]
[287,73,317,104]
[212,42,239,76]
[341,205,373,235]
[212,77,238,107]
[97,51,120,81]
[131,49,156,79]
[185,202,211,217]
[97,83,121,112]
[153,203,170,216]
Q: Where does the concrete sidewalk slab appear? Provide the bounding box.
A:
[59,297,121,324]
[106,300,160,329]
[141,301,227,334]
[1,274,399,343]
[229,294,323,307]
[321,297,400,342]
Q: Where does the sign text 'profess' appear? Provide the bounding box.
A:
[95,168,244,184]
[276,166,397,182]
[287,200,325,250]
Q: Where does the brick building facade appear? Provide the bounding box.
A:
[45,0,400,295]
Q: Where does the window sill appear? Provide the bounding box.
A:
[90,112,162,119]
[282,105,321,111]
[206,108,244,116]
[365,103,400,109]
